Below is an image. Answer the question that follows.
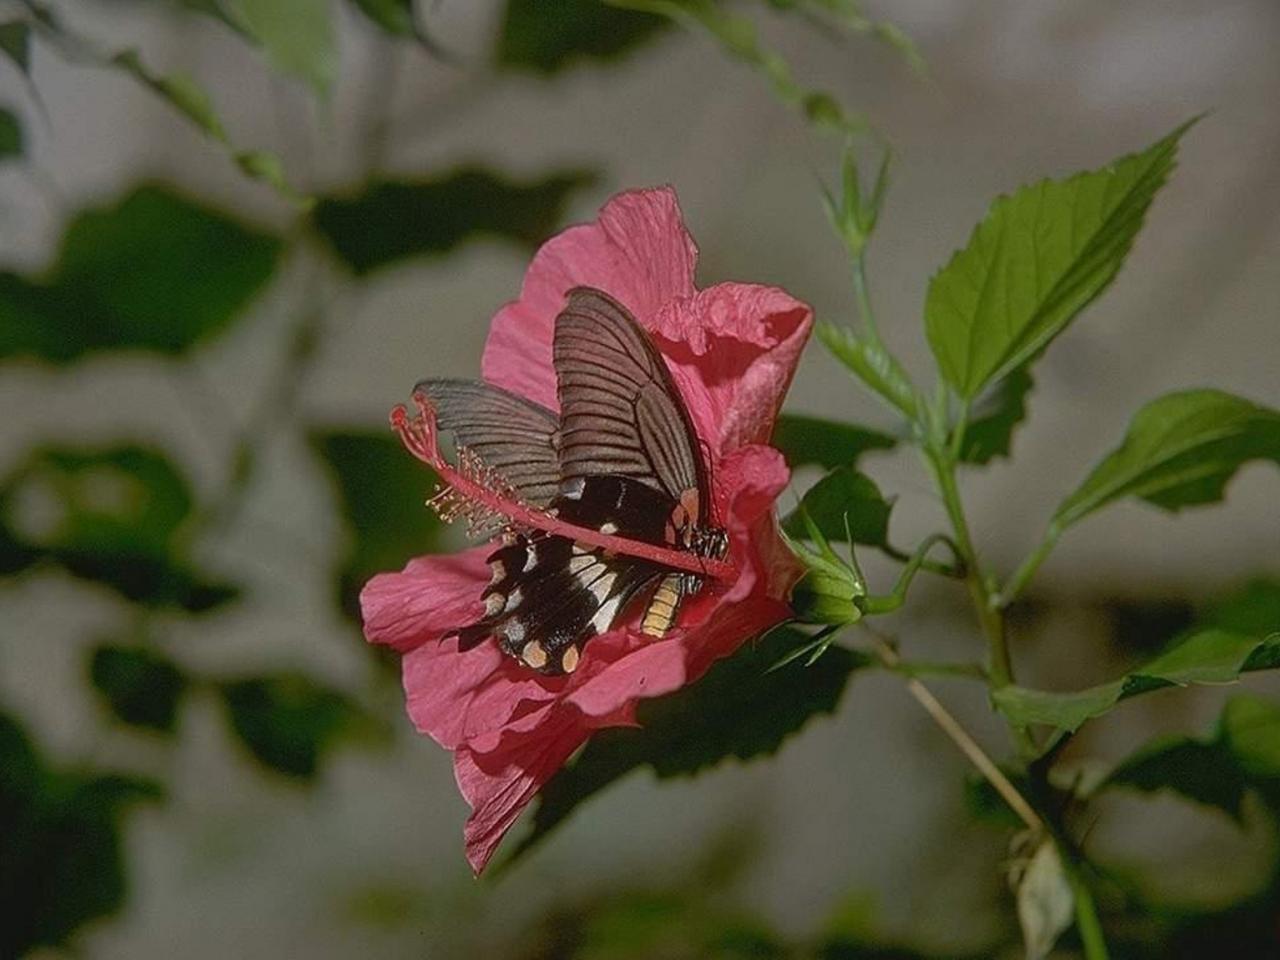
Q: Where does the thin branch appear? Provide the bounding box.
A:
[870,631,1042,833]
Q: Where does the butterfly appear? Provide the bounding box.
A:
[416,286,728,676]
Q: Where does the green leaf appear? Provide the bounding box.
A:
[0,107,22,160]
[610,0,864,136]
[312,167,597,275]
[1101,694,1280,821]
[498,0,669,73]
[0,21,30,74]
[1203,579,1280,639]
[818,321,919,419]
[310,431,444,619]
[0,445,238,611]
[225,0,336,96]
[958,368,1034,465]
[782,465,891,547]
[89,644,188,734]
[1220,694,1280,784]
[771,413,896,470]
[1052,389,1280,531]
[1105,736,1249,820]
[501,627,867,867]
[219,673,378,779]
[925,120,1194,400]
[1015,838,1075,960]
[0,711,162,958]
[993,628,1280,737]
[0,183,282,363]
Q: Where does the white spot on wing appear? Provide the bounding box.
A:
[522,543,537,572]
[504,587,523,613]
[589,594,624,633]
[569,552,597,574]
[588,571,617,602]
[600,521,619,534]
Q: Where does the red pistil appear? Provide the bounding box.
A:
[391,393,738,582]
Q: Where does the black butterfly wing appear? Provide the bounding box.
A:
[453,475,674,675]
[553,287,709,515]
[414,378,561,508]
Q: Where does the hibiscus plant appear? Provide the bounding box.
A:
[362,117,1280,957]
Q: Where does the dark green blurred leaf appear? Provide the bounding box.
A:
[1102,694,1280,822]
[582,892,787,960]
[1103,595,1196,658]
[818,322,918,419]
[0,445,238,611]
[1219,694,1280,786]
[927,120,1192,400]
[1054,390,1280,530]
[312,167,596,275]
[772,413,896,470]
[0,711,162,958]
[503,627,867,866]
[820,944,953,960]
[0,21,30,74]
[964,769,1033,830]
[993,628,1280,737]
[0,183,281,363]
[90,644,188,734]
[310,431,444,620]
[1105,736,1249,820]
[959,368,1034,465]
[498,0,669,73]
[219,673,378,779]
[0,107,22,160]
[1204,579,1280,639]
[782,465,891,547]
[225,0,335,95]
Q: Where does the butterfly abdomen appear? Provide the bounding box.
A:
[641,573,685,637]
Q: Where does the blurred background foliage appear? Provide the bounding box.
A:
[0,1,1277,958]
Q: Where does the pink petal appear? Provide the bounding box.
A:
[652,283,813,455]
[455,713,587,873]
[360,548,490,653]
[482,187,699,409]
[402,639,558,751]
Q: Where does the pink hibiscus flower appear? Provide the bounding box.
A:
[360,186,812,873]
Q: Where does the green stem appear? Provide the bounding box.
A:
[925,449,1012,686]
[861,533,963,614]
[851,253,883,347]
[924,445,1036,755]
[1065,860,1110,960]
[998,522,1062,609]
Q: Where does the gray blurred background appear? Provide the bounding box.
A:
[2,1,1278,957]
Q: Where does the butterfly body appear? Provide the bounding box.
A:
[419,287,727,676]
